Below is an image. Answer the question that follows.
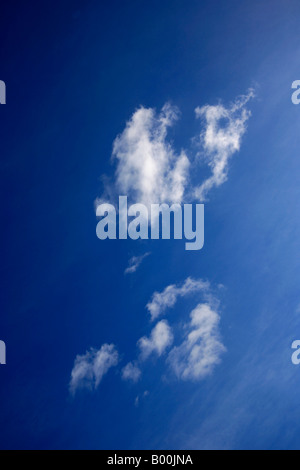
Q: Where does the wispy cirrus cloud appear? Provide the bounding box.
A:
[146,277,210,321]
[194,89,255,201]
[124,252,151,275]
[69,344,119,395]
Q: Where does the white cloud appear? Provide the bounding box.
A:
[146,277,210,321]
[124,252,150,274]
[194,89,254,201]
[97,91,254,212]
[138,320,174,360]
[69,344,119,395]
[168,303,226,380]
[122,362,142,382]
[110,103,190,207]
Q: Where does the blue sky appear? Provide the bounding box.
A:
[0,0,300,450]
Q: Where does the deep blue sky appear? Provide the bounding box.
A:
[1,0,300,450]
